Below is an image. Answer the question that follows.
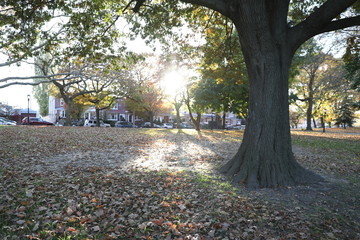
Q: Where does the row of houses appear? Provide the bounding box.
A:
[48,96,243,126]
[48,96,141,124]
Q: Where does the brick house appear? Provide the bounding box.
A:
[48,97,138,124]
[83,99,137,123]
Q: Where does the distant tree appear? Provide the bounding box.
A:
[183,81,206,131]
[173,94,183,128]
[126,83,170,125]
[289,110,303,129]
[292,40,329,130]
[32,82,49,117]
[335,98,356,128]
[77,92,117,127]
[0,102,13,117]
[192,77,248,129]
[197,18,248,128]
[70,102,88,122]
[344,36,360,109]
[118,56,170,126]
[33,57,51,116]
[73,63,120,126]
[48,63,96,126]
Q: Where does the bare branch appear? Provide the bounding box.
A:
[0,73,79,83]
[0,76,79,89]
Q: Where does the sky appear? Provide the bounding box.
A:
[0,60,39,111]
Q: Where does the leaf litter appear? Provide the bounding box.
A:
[0,126,359,239]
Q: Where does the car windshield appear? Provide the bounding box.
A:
[31,118,42,121]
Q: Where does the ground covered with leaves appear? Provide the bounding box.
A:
[0,126,359,239]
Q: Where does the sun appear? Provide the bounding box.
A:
[162,71,186,97]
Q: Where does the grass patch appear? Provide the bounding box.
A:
[292,134,359,154]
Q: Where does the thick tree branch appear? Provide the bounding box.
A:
[318,16,360,34]
[180,0,228,17]
[290,0,358,49]
[123,0,146,13]
[0,80,51,89]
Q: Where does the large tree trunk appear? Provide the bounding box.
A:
[64,99,72,126]
[175,103,182,129]
[95,108,101,127]
[148,111,154,127]
[184,91,201,131]
[306,88,314,131]
[312,117,317,129]
[220,3,322,188]
[222,105,227,129]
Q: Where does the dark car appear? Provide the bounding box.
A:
[0,117,16,125]
[22,117,54,126]
[115,121,134,128]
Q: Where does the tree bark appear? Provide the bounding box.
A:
[175,103,182,129]
[222,105,227,129]
[306,77,314,131]
[148,111,154,127]
[220,2,323,188]
[63,98,72,126]
[96,108,101,127]
[183,89,201,131]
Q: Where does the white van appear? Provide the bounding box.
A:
[84,119,111,127]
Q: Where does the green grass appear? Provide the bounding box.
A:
[292,136,359,155]
[191,172,239,196]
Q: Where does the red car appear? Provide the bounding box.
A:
[22,117,54,126]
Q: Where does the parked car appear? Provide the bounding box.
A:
[115,121,134,128]
[22,117,54,126]
[0,119,16,125]
[84,119,111,127]
[225,125,242,130]
[0,117,16,125]
[142,122,151,128]
[179,122,193,129]
[71,119,85,126]
[162,123,173,129]
[142,122,162,128]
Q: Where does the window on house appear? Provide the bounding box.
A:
[108,113,117,120]
[112,103,118,110]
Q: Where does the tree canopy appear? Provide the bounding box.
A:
[0,0,127,88]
